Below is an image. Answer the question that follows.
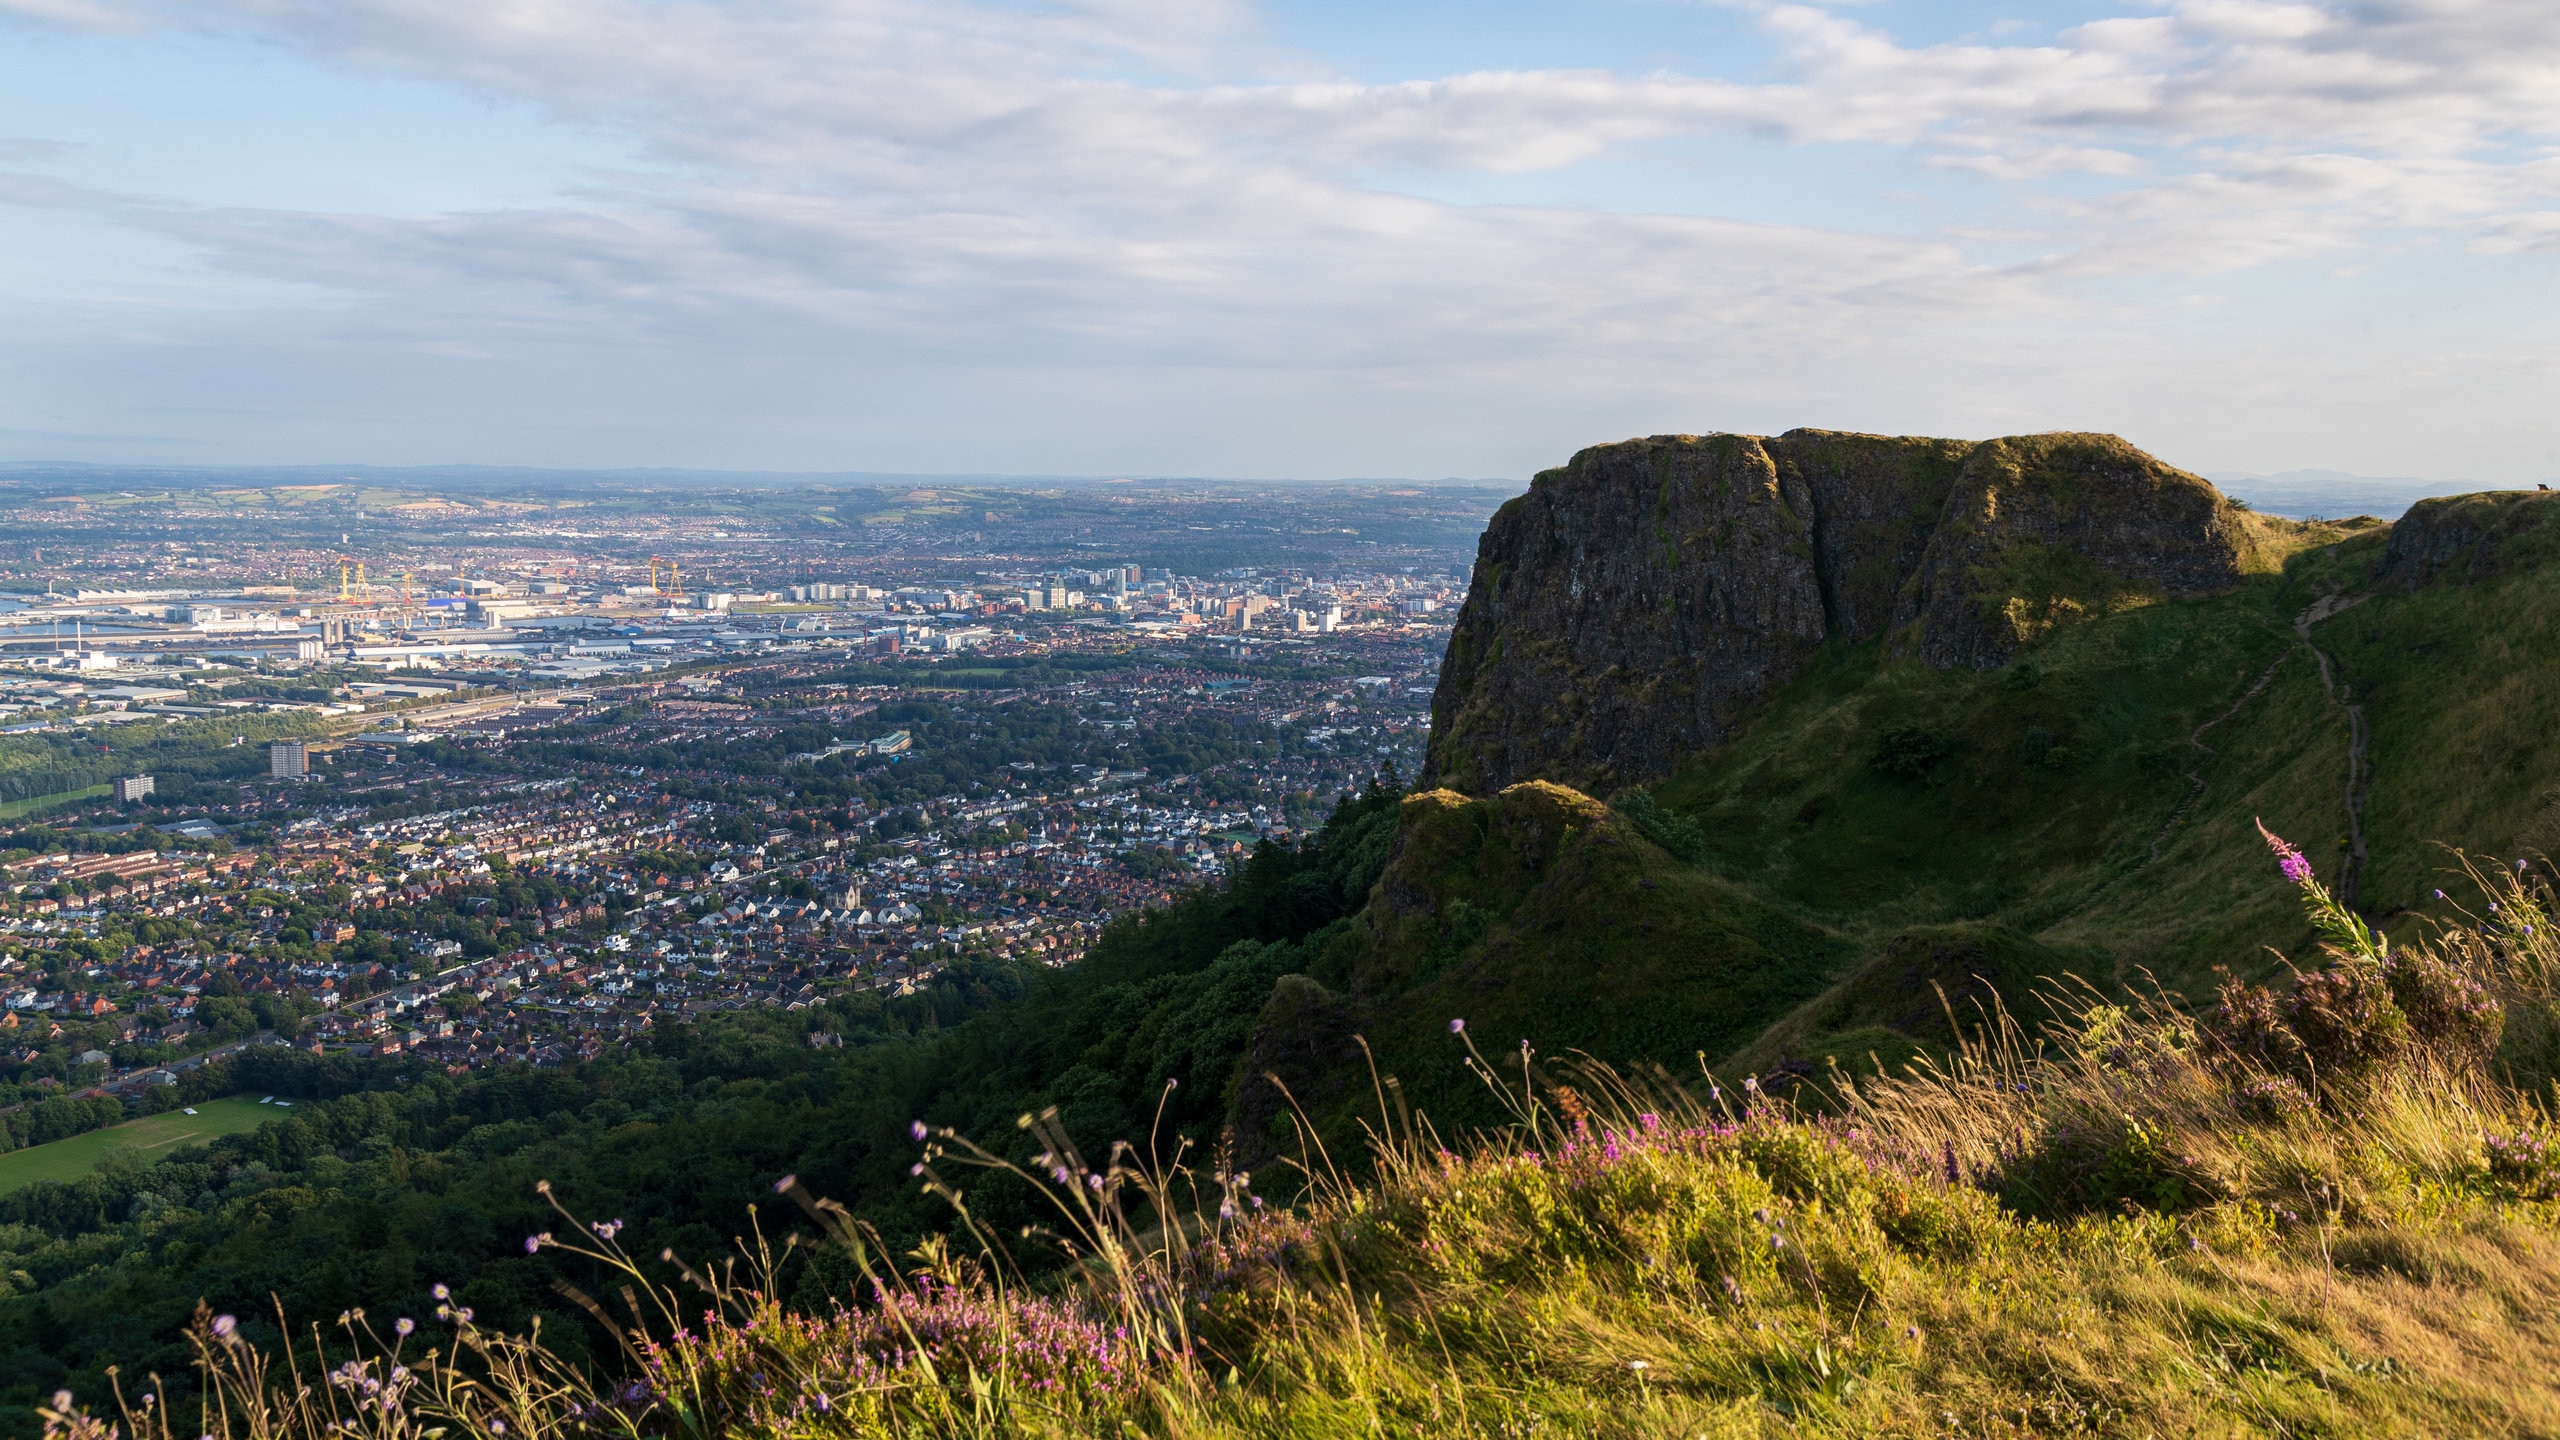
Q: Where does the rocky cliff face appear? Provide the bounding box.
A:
[1425,429,2254,796]
[2375,490,2560,591]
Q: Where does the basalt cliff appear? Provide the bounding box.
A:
[1424,429,2272,796]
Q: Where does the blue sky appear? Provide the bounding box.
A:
[1,0,2556,483]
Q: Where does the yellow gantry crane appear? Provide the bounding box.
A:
[338,558,372,602]
[651,555,684,599]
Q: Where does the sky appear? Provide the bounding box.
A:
[0,0,2555,484]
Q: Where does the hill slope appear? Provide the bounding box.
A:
[67,863,2560,1439]
[1277,431,2560,1115]
[12,433,2560,1436]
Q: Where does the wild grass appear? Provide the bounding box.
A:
[44,846,2560,1438]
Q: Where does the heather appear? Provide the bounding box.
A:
[39,840,2560,1437]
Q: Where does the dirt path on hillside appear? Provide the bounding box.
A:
[2070,593,2379,920]
[2147,650,2295,865]
[2294,592,2373,905]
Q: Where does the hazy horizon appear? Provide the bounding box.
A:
[0,457,2519,515]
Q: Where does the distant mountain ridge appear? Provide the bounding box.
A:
[2208,467,2514,520]
[0,460,1514,496]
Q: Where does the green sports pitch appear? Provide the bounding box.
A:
[0,1096,280,1193]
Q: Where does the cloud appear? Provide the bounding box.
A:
[0,0,2556,473]
[0,0,138,32]
[0,137,77,163]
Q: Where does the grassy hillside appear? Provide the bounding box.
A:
[15,490,2560,1437]
[53,865,2560,1438]
[1631,504,2559,1070]
[0,1097,271,1195]
[1250,492,2560,1107]
[1243,782,1851,1150]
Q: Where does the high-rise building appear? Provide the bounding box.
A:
[270,741,309,778]
[113,775,155,803]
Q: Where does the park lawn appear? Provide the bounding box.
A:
[0,1096,276,1194]
[0,783,110,822]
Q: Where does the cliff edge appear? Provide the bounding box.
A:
[1424,429,2261,795]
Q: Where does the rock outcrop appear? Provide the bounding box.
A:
[1233,781,1847,1161]
[2375,490,2560,591]
[1425,429,2256,796]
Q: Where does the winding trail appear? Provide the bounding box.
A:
[2294,592,2373,905]
[2147,650,2294,865]
[2073,592,2380,917]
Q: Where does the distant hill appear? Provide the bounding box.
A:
[0,460,1513,497]
[2206,466,2520,520]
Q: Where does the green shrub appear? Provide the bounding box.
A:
[1870,723,1953,781]
[1611,789,1705,863]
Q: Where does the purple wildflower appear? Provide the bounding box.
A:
[211,1314,237,1339]
[910,1120,930,1141]
[2257,819,2313,885]
[1449,1017,1466,1034]
[395,1318,414,1337]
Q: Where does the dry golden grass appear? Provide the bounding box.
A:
[43,858,2560,1439]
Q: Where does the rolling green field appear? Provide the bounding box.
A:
[0,1096,276,1193]
[0,783,110,822]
